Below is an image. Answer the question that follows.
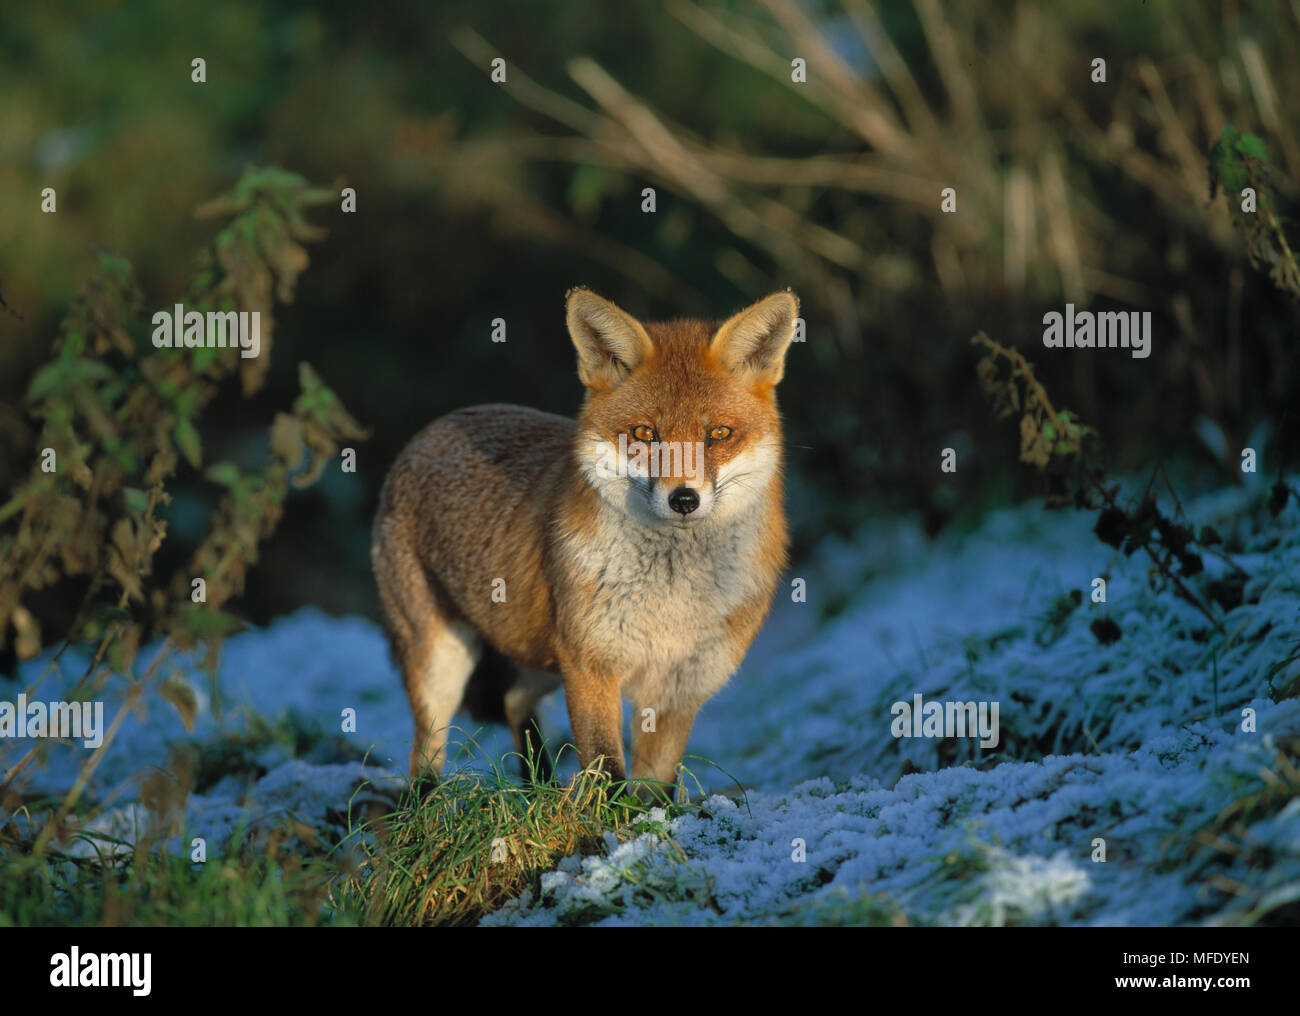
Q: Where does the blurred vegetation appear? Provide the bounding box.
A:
[1,0,1298,635]
[971,328,1287,640]
[0,814,360,926]
[0,167,363,662]
[0,169,365,856]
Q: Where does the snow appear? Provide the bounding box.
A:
[484,697,1300,926]
[3,474,1298,924]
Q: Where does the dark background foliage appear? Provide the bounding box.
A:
[2,0,1296,629]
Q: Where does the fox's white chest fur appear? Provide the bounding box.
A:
[558,499,771,709]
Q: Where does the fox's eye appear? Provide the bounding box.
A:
[709,425,733,442]
[631,425,656,442]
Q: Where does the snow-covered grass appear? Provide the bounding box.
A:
[3,474,1298,925]
[484,700,1300,926]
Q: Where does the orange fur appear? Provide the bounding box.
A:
[372,289,797,797]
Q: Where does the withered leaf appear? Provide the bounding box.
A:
[159,671,199,732]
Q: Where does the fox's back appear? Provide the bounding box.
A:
[372,403,573,666]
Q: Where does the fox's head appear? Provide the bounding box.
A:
[566,288,798,529]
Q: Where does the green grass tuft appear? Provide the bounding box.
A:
[334,745,689,927]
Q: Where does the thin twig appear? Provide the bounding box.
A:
[0,282,23,320]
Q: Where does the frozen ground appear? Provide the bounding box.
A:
[3,475,1299,925]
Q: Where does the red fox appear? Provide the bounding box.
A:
[371,288,797,799]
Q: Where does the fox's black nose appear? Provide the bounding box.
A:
[668,486,700,515]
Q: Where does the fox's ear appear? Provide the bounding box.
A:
[566,288,654,390]
[710,290,799,388]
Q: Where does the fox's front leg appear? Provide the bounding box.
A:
[630,703,698,804]
[562,663,627,789]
